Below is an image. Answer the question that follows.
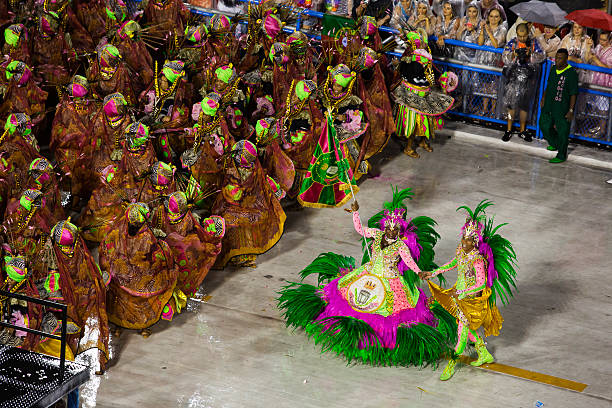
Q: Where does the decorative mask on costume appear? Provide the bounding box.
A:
[201,215,225,237]
[232,140,257,168]
[358,16,377,40]
[67,75,89,102]
[214,64,237,85]
[185,24,206,43]
[5,256,27,283]
[255,118,277,146]
[356,47,378,72]
[439,71,459,92]
[162,60,185,84]
[125,202,150,227]
[330,64,356,88]
[4,24,27,47]
[295,79,316,101]
[103,93,127,127]
[124,121,149,153]
[3,113,32,137]
[105,0,127,23]
[262,14,283,40]
[165,191,188,223]
[200,93,221,117]
[5,61,32,86]
[97,44,122,79]
[149,161,174,190]
[39,11,60,38]
[28,158,53,186]
[286,31,308,56]
[118,20,141,40]
[209,14,231,31]
[51,218,78,257]
[269,42,289,65]
[19,189,45,212]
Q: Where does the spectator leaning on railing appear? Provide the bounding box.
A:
[475,6,506,116]
[539,48,578,164]
[501,23,545,142]
[434,0,460,56]
[559,22,589,65]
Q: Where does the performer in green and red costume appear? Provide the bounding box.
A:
[298,64,363,208]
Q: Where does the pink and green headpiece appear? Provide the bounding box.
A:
[185,24,207,43]
[67,75,89,99]
[262,13,283,40]
[359,16,377,40]
[295,80,316,101]
[165,191,188,222]
[118,20,141,40]
[412,48,432,66]
[201,92,221,117]
[4,24,26,47]
[6,61,32,85]
[149,161,174,187]
[232,140,257,168]
[214,64,237,84]
[126,202,150,226]
[5,256,27,283]
[162,60,185,84]
[269,42,289,65]
[255,118,277,145]
[103,93,127,118]
[209,14,231,31]
[330,64,356,88]
[98,44,122,68]
[356,47,378,71]
[40,11,60,36]
[51,218,78,248]
[4,113,32,136]
[286,31,308,54]
[19,189,44,211]
[28,158,53,184]
[124,121,149,151]
[201,215,225,237]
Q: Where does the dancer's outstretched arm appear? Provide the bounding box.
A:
[398,243,422,274]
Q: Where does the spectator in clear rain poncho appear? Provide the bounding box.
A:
[501,23,545,142]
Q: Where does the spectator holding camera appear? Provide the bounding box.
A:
[501,23,545,142]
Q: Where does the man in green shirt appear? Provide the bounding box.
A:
[539,48,579,163]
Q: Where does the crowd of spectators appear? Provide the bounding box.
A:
[193,0,612,137]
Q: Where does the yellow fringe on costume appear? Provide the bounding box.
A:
[33,339,75,361]
[428,281,503,337]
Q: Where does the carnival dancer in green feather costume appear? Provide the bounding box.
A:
[278,187,457,366]
[424,200,518,380]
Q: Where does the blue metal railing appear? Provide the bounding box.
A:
[186,1,612,145]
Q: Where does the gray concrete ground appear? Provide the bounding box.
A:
[88,127,612,408]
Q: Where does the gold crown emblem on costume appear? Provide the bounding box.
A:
[364,281,376,290]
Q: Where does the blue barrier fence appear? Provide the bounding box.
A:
[186,1,612,146]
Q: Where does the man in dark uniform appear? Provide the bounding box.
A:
[539,48,578,164]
